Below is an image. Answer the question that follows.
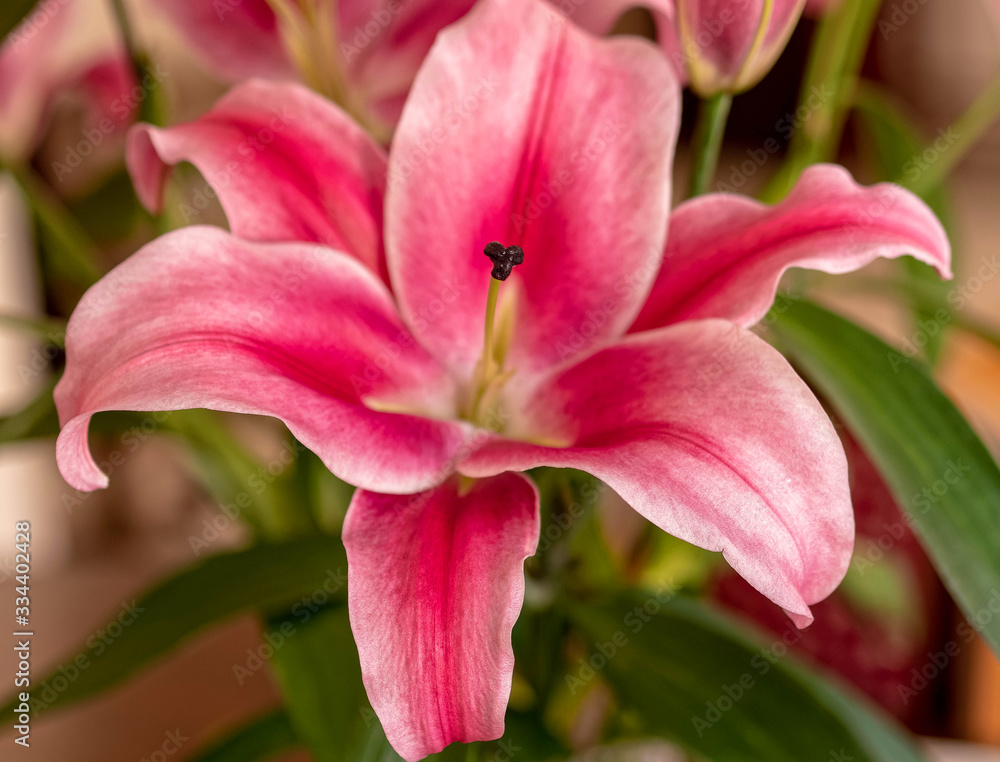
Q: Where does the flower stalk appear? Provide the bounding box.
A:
[908,72,1000,196]
[688,92,732,198]
[1,158,101,287]
[762,0,881,201]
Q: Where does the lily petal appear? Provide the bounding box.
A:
[154,0,294,81]
[632,164,952,332]
[386,0,679,380]
[127,79,389,281]
[551,0,674,34]
[549,0,682,81]
[344,473,539,761]
[460,321,854,626]
[55,226,466,494]
[339,0,478,127]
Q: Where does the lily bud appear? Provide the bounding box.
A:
[676,0,807,96]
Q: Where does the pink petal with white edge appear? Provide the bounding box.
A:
[632,164,952,332]
[460,321,854,626]
[55,226,467,495]
[344,474,539,761]
[547,0,683,78]
[127,80,389,282]
[154,0,293,81]
[386,0,679,380]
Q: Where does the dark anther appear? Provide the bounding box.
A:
[483,241,525,281]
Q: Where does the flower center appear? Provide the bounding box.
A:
[465,242,524,429]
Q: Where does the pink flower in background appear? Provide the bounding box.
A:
[57,0,950,757]
[155,0,807,136]
[0,0,136,163]
[153,0,478,134]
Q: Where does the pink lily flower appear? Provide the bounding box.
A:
[58,0,949,757]
[0,0,136,163]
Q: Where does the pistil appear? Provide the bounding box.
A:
[467,242,524,426]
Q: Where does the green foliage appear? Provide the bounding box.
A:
[771,299,1000,655]
[188,710,301,762]
[852,83,956,364]
[566,594,926,762]
[0,536,347,717]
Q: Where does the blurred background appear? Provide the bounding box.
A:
[0,0,999,759]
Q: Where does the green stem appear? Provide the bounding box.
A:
[108,0,139,62]
[167,410,314,539]
[1,159,102,286]
[909,72,1000,196]
[687,92,732,198]
[761,0,882,201]
[108,0,167,127]
[0,313,67,344]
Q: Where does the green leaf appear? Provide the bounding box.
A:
[770,299,1000,654]
[268,605,372,762]
[0,0,37,42]
[65,167,144,244]
[0,376,60,443]
[852,83,956,365]
[566,593,926,762]
[1,536,347,718]
[189,710,301,762]
[270,605,560,762]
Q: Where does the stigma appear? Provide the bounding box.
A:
[483,241,524,281]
